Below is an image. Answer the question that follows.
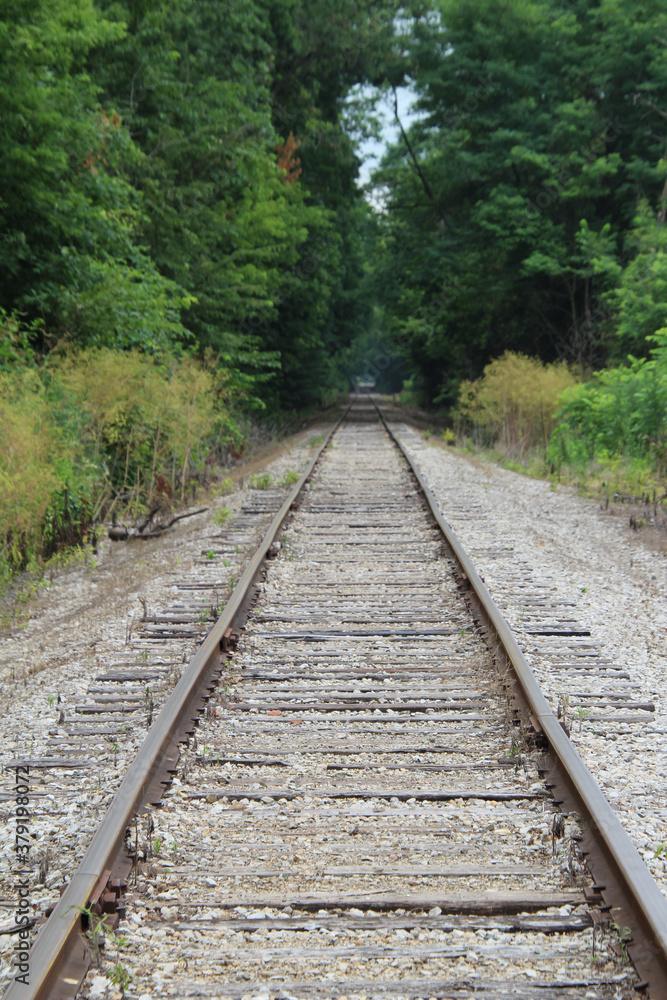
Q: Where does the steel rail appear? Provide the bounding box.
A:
[375,398,667,1000]
[4,405,349,1000]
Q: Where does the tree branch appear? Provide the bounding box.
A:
[392,87,446,227]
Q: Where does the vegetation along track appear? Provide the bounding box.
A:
[3,396,667,1000]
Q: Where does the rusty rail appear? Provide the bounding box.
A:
[375,398,667,1000]
[3,406,348,1000]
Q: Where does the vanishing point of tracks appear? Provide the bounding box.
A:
[4,396,667,1000]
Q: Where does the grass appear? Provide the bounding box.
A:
[214,506,232,527]
[280,469,300,487]
[213,476,234,497]
[250,472,273,490]
[434,429,667,516]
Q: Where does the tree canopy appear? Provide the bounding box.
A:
[0,0,421,409]
[371,0,667,405]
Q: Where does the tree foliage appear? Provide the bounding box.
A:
[0,0,192,351]
[5,0,667,572]
[372,0,667,407]
[1,0,416,411]
[550,334,667,473]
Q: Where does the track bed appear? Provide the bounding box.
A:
[100,404,633,999]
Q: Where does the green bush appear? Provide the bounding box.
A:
[53,347,227,502]
[0,368,84,581]
[250,472,273,490]
[550,335,667,478]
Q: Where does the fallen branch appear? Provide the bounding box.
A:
[108,507,209,541]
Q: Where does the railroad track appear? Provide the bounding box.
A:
[3,396,667,1000]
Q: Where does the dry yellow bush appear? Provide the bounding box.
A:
[52,348,227,500]
[458,352,577,455]
[0,370,78,573]
[1,348,231,581]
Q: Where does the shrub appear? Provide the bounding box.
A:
[0,342,234,583]
[0,309,40,371]
[214,477,234,497]
[0,369,80,581]
[457,352,577,456]
[52,348,229,502]
[250,472,273,489]
[549,345,667,476]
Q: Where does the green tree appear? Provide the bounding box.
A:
[0,0,191,350]
[372,0,667,407]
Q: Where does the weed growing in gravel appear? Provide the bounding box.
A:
[575,705,591,731]
[205,550,215,560]
[108,958,132,996]
[214,477,234,497]
[309,434,324,447]
[250,472,273,489]
[144,687,154,727]
[610,921,633,966]
[280,469,300,487]
[214,506,232,527]
[107,929,132,997]
[70,905,105,968]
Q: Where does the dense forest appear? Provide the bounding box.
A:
[1,0,666,582]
